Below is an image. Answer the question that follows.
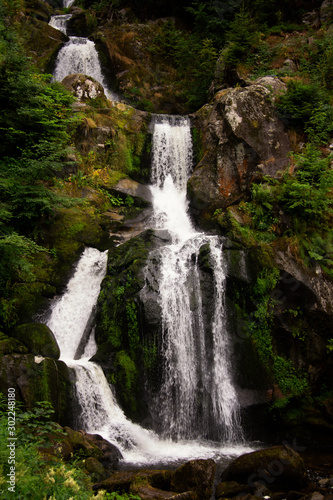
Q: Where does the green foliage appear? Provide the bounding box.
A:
[248,268,309,407]
[149,20,218,109]
[0,7,79,330]
[276,81,333,143]
[0,397,139,498]
[280,145,333,221]
[126,300,140,352]
[186,0,241,47]
[224,4,261,67]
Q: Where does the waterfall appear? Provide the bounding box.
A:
[46,248,251,467]
[49,12,117,100]
[148,115,243,443]
[45,114,253,468]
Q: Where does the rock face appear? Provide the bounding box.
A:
[188,77,290,218]
[94,229,171,421]
[12,323,60,359]
[0,353,72,424]
[220,445,307,491]
[61,73,108,103]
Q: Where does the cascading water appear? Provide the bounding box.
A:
[148,115,243,443]
[49,8,117,100]
[46,247,252,467]
[45,114,254,469]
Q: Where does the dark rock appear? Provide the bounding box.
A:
[64,427,122,469]
[171,459,216,499]
[287,491,307,500]
[0,354,71,424]
[84,457,109,482]
[85,432,123,469]
[93,469,173,494]
[94,459,215,498]
[302,10,321,28]
[220,446,307,491]
[271,493,287,500]
[189,78,291,220]
[215,480,251,498]
[12,323,60,359]
[320,0,333,24]
[302,493,325,500]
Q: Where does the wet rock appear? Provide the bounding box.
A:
[64,427,122,470]
[215,480,251,498]
[171,459,216,499]
[220,445,307,491]
[12,323,60,359]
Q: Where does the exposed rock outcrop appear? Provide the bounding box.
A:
[188,77,290,220]
[62,73,108,103]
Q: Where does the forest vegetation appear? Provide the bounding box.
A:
[0,0,333,497]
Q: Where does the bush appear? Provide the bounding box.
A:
[276,80,333,143]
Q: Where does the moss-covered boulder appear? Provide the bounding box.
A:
[0,354,72,424]
[18,12,68,73]
[0,332,28,355]
[93,459,215,499]
[63,426,123,467]
[12,323,60,359]
[220,445,307,491]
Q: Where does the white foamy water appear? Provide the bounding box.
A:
[45,114,257,468]
[49,14,118,100]
[46,247,253,466]
[148,115,243,443]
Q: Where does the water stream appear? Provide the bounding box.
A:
[148,116,243,443]
[46,115,255,468]
[49,8,117,100]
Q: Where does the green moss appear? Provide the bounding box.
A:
[248,268,309,407]
[0,332,28,355]
[12,323,60,359]
[113,350,138,415]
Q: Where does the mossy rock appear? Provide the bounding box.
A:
[19,15,68,73]
[84,457,109,482]
[12,323,60,359]
[0,354,71,424]
[220,445,307,491]
[64,426,103,461]
[0,332,28,356]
